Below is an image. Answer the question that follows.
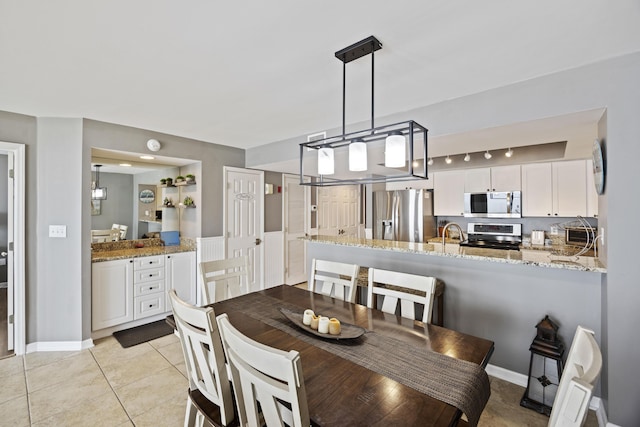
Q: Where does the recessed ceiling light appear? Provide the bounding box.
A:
[140,155,155,160]
[464,153,471,162]
[484,150,492,160]
[119,163,132,167]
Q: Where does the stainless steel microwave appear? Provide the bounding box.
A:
[463,191,521,218]
[565,226,595,245]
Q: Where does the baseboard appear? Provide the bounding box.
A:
[26,338,94,353]
[486,363,606,426]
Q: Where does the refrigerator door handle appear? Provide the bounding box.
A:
[393,193,400,241]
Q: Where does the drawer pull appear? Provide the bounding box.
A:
[149,304,154,308]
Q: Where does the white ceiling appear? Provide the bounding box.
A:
[1,1,639,154]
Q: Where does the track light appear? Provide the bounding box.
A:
[427,157,433,166]
[445,155,452,164]
[484,150,492,160]
[464,153,471,162]
[505,148,513,158]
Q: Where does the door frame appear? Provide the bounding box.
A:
[283,173,310,285]
[223,166,265,291]
[0,142,25,355]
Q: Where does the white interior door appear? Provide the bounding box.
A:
[224,167,264,293]
[284,174,309,285]
[5,152,13,351]
[317,185,360,236]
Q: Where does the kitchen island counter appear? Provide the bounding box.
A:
[308,235,606,273]
[91,238,195,262]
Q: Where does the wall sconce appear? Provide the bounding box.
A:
[505,148,514,158]
[464,153,471,162]
[484,150,492,159]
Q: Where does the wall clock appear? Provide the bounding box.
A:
[592,138,605,195]
[139,189,155,203]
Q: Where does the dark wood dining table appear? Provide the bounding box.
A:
[210,285,494,427]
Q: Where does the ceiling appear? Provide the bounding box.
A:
[1,1,639,155]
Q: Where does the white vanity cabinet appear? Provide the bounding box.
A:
[92,259,134,331]
[165,251,197,308]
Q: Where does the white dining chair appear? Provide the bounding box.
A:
[112,223,128,240]
[548,326,602,427]
[200,256,251,305]
[217,313,311,427]
[367,268,437,324]
[308,259,360,303]
[169,290,236,427]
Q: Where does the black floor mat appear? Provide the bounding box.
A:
[113,319,174,348]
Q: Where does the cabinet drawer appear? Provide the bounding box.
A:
[134,255,165,270]
[134,267,165,283]
[134,280,165,297]
[134,293,165,320]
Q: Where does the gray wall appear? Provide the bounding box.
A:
[247,52,640,425]
[264,171,283,232]
[90,172,134,234]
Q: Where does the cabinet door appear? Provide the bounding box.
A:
[586,159,599,218]
[385,174,434,190]
[464,168,491,193]
[166,252,196,307]
[491,165,521,191]
[433,170,465,216]
[553,160,587,217]
[521,163,553,217]
[92,259,133,331]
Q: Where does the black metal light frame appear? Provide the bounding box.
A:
[299,36,429,187]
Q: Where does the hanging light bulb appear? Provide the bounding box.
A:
[484,150,492,160]
[427,157,433,166]
[348,139,367,171]
[464,153,471,162]
[318,147,335,175]
[445,155,452,164]
[505,147,513,158]
[91,164,108,200]
[385,131,406,167]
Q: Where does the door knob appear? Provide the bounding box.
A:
[255,238,262,245]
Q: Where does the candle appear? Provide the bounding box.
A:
[329,318,341,335]
[302,309,315,325]
[310,314,320,330]
[318,316,330,334]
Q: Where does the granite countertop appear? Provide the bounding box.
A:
[91,238,195,262]
[308,236,606,273]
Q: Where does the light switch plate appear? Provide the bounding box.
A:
[49,225,67,238]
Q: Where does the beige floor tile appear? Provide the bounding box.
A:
[100,347,172,389]
[0,394,30,427]
[156,340,185,366]
[131,393,188,427]
[148,332,179,349]
[24,350,81,371]
[0,370,27,405]
[174,361,188,379]
[115,366,187,418]
[25,351,100,393]
[31,390,130,427]
[28,368,113,423]
[90,336,155,367]
[0,355,24,379]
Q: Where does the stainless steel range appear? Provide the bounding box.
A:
[460,223,522,251]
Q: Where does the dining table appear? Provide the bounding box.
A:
[209,285,494,426]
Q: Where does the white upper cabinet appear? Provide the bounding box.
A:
[521,160,590,217]
[434,170,465,216]
[464,165,521,192]
[385,173,434,190]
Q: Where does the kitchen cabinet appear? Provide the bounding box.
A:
[464,165,521,193]
[433,170,465,216]
[385,173,434,190]
[92,259,134,331]
[133,255,166,320]
[166,251,197,308]
[521,160,588,217]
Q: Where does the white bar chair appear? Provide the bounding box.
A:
[308,259,360,303]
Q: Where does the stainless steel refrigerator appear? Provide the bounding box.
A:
[373,189,436,242]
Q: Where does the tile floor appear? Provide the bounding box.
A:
[0,333,598,426]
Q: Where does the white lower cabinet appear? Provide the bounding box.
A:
[92,251,196,331]
[92,259,134,331]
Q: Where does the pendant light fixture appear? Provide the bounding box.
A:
[300,36,428,186]
[91,164,107,200]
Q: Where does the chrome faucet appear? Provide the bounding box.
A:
[441,222,465,252]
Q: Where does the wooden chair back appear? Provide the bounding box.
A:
[217,313,310,427]
[367,268,437,324]
[200,256,251,305]
[548,326,602,427]
[308,259,359,303]
[169,290,235,426]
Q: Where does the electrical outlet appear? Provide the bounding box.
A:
[49,225,67,238]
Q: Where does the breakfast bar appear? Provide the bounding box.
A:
[307,235,605,376]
